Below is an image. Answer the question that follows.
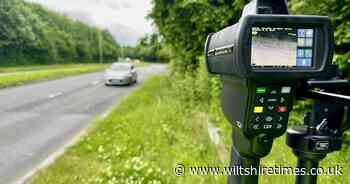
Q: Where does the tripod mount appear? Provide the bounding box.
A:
[287,79,350,184]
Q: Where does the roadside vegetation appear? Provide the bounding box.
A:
[0,64,105,74]
[0,61,149,89]
[30,62,350,183]
[162,0,349,71]
[123,34,172,63]
[30,74,226,184]
[0,64,108,89]
[18,0,349,183]
[0,0,129,89]
[0,0,120,66]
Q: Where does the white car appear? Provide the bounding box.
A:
[104,63,137,86]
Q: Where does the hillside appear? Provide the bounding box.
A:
[0,0,120,66]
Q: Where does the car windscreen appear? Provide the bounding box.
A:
[110,65,130,71]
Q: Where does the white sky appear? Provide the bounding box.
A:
[26,0,153,46]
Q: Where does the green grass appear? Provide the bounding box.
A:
[0,64,108,89]
[214,106,350,184]
[0,64,96,73]
[0,62,149,89]
[260,135,350,184]
[30,75,225,184]
[29,74,350,184]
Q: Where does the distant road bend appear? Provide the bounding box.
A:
[0,64,167,184]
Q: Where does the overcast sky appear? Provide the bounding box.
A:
[26,0,154,46]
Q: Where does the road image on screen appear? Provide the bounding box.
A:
[251,27,314,68]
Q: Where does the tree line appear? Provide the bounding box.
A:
[122,33,171,63]
[0,0,120,66]
[147,0,349,74]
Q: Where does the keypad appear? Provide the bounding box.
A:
[250,86,293,133]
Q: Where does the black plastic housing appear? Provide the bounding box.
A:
[205,15,335,81]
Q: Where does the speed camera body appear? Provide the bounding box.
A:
[206,15,334,79]
[205,14,335,140]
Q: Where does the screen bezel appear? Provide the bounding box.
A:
[237,15,333,78]
[250,26,316,69]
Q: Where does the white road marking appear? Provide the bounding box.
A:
[48,92,63,98]
[102,109,112,118]
[17,107,116,183]
[17,128,89,184]
[23,152,34,157]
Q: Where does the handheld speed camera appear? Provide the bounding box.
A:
[205,0,350,184]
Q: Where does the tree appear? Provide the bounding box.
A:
[0,0,121,66]
[149,0,349,75]
[123,33,171,62]
[290,0,350,75]
[149,0,245,70]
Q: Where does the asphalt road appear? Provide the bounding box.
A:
[0,64,166,184]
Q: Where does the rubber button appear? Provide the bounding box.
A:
[256,87,267,94]
[254,106,264,113]
[277,106,288,113]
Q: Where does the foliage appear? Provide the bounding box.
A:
[30,73,350,183]
[123,33,171,63]
[0,0,120,66]
[148,0,350,128]
[149,0,349,74]
[149,0,246,70]
[290,0,350,75]
[31,75,225,184]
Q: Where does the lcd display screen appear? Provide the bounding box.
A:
[251,27,314,68]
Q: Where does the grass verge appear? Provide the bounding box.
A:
[30,75,225,184]
[0,64,108,89]
[259,135,350,184]
[0,62,149,89]
[0,64,103,73]
[29,73,350,184]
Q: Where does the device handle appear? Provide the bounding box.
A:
[228,146,260,184]
[295,157,319,184]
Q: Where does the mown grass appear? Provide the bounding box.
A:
[0,64,96,73]
[30,73,350,184]
[0,62,149,89]
[0,64,109,89]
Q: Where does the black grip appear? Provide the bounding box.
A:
[228,146,260,184]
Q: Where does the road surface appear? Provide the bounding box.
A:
[0,64,166,184]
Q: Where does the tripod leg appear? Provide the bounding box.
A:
[228,146,260,184]
[296,158,319,184]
